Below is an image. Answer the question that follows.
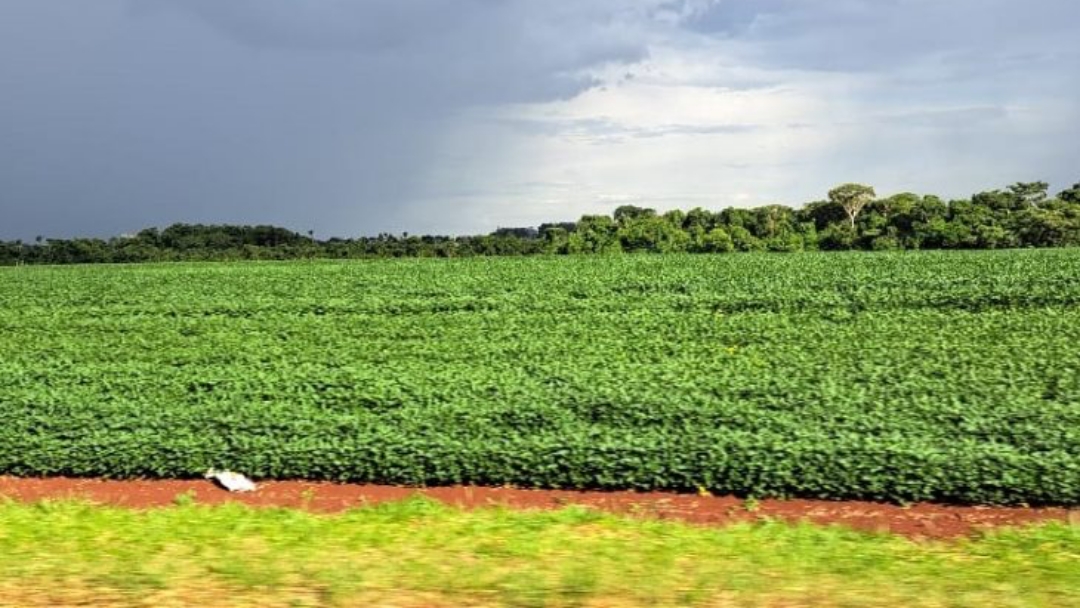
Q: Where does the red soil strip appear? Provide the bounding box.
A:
[1,476,1074,539]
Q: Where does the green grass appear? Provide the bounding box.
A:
[0,497,1076,607]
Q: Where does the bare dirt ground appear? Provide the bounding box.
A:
[1,476,1073,539]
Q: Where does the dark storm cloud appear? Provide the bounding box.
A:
[148,0,651,104]
[0,0,653,240]
[1,0,1077,240]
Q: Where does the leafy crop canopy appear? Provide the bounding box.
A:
[1,251,1078,505]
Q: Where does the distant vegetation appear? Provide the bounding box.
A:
[2,181,1079,265]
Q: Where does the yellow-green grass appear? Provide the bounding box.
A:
[0,497,1076,607]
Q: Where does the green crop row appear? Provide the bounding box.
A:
[1,250,1078,504]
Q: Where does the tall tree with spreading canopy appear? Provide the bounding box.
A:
[828,183,877,230]
[1008,181,1050,207]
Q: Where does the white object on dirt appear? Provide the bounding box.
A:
[204,469,257,492]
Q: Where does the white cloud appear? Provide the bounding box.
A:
[0,0,1077,239]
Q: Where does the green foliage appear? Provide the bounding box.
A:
[617,214,689,253]
[1060,182,1080,204]
[1,252,1080,505]
[699,227,735,253]
[818,222,857,250]
[5,180,1080,266]
[829,183,877,228]
[728,226,765,252]
[568,216,621,254]
[172,490,197,507]
[871,235,902,251]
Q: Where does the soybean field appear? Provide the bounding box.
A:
[1,250,1078,505]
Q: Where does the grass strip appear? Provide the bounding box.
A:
[0,496,1076,607]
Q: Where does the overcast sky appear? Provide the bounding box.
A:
[1,0,1077,239]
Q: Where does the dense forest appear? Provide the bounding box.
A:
[3,181,1078,265]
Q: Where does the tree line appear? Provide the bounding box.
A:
[3,181,1078,265]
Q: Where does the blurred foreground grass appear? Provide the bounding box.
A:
[0,496,1076,607]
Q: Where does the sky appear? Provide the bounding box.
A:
[1,0,1078,240]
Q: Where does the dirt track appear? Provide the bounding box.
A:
[1,476,1074,539]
